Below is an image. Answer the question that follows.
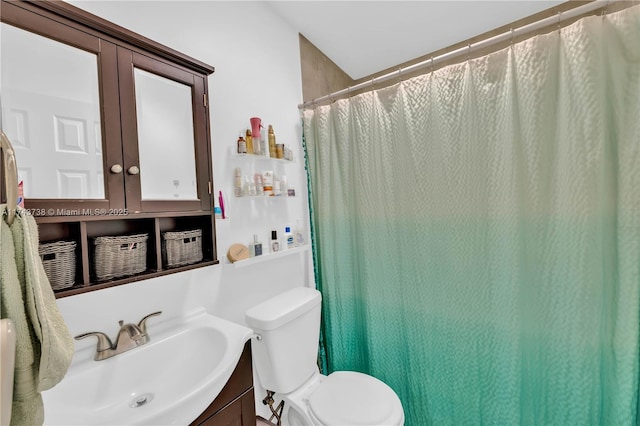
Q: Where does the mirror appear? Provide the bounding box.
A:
[0,22,104,199]
[134,68,198,200]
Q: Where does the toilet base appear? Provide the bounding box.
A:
[273,371,326,426]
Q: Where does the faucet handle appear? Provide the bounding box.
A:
[75,331,113,351]
[137,311,162,333]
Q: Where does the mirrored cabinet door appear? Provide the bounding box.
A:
[118,49,211,213]
[1,23,103,199]
[0,2,125,215]
[134,68,198,201]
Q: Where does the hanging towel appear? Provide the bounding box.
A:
[0,206,74,426]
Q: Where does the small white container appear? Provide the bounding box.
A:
[285,226,294,249]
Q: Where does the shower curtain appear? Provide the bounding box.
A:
[303,6,639,425]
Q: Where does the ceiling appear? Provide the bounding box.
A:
[266,1,564,80]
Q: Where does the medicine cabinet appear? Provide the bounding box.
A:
[0,0,218,297]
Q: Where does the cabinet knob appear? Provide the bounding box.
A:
[110,164,123,174]
[127,166,140,175]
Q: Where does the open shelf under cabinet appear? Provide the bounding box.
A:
[37,212,217,298]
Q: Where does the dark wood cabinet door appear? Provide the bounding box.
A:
[1,0,126,216]
[117,49,212,214]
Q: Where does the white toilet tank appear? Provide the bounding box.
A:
[245,287,322,394]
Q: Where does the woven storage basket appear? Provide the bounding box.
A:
[93,233,148,280]
[162,229,203,268]
[39,240,76,290]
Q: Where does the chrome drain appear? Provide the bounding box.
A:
[129,393,154,408]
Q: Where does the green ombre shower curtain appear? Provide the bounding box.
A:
[303,6,639,425]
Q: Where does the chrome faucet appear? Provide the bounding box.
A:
[75,311,162,361]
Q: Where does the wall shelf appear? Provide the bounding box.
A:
[232,245,310,269]
[231,153,295,164]
[233,195,295,199]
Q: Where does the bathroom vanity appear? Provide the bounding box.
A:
[42,310,256,426]
[191,342,256,426]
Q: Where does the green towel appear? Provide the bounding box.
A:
[0,207,74,426]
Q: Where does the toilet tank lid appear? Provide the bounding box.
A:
[245,287,321,331]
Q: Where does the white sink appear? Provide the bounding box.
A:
[42,309,253,425]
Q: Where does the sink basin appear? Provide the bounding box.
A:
[42,309,253,425]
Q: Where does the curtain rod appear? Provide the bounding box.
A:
[299,0,611,110]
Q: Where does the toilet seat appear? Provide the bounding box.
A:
[307,371,404,426]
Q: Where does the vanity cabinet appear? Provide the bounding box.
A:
[191,342,256,426]
[0,0,218,297]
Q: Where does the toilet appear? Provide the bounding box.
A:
[245,287,404,426]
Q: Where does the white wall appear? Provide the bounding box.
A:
[59,0,311,351]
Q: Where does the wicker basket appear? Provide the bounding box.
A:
[39,240,76,291]
[162,229,203,268]
[93,233,148,280]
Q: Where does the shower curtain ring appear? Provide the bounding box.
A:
[557,11,562,31]
[467,43,472,61]
[397,67,402,83]
[430,56,435,74]
[510,28,514,46]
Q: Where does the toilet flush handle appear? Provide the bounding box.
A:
[252,333,262,341]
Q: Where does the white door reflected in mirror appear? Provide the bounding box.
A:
[134,68,198,201]
[0,23,104,199]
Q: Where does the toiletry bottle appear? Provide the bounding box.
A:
[268,125,276,158]
[276,143,284,159]
[245,129,254,155]
[263,171,274,196]
[254,173,264,195]
[270,230,280,252]
[243,176,251,197]
[234,167,242,197]
[274,179,281,196]
[249,234,262,257]
[285,226,294,249]
[260,135,268,158]
[294,219,305,247]
[237,134,247,154]
[280,176,288,197]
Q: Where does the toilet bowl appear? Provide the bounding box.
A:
[284,370,404,426]
[245,287,404,426]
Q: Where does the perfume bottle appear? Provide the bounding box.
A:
[237,134,246,154]
[270,230,280,252]
[249,234,262,257]
[245,129,254,154]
